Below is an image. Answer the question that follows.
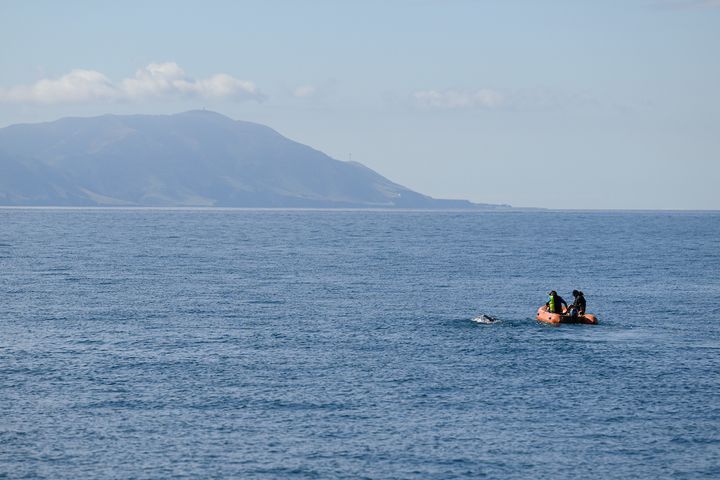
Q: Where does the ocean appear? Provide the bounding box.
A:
[1,209,719,479]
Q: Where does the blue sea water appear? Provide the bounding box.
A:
[1,208,719,479]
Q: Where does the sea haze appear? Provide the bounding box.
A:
[1,209,719,479]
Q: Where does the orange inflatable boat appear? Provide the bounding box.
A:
[536,305,598,325]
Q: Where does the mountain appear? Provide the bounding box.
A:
[0,110,506,208]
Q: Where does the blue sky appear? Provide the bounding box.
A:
[1,0,719,209]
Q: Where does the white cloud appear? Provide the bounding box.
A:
[292,85,317,98]
[121,63,262,100]
[0,62,264,104]
[195,74,261,99]
[413,88,504,109]
[0,69,119,104]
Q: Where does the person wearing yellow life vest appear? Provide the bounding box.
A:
[546,290,568,314]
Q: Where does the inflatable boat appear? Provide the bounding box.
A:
[536,305,598,325]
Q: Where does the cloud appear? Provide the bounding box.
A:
[121,63,262,100]
[0,69,118,104]
[413,88,504,109]
[290,80,340,102]
[292,85,317,98]
[0,62,264,104]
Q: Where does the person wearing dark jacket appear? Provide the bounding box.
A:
[546,290,568,314]
[570,290,586,315]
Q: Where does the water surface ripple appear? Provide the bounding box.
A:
[1,209,719,479]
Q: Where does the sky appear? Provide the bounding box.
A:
[1,0,719,209]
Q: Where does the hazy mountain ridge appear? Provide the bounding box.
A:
[0,111,506,208]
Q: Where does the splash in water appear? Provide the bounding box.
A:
[472,314,499,324]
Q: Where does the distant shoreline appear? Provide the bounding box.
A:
[1,206,718,213]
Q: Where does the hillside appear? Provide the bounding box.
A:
[0,111,504,208]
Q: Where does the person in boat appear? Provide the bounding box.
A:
[569,290,586,316]
[546,290,568,314]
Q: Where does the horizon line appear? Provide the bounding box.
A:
[1,206,718,213]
